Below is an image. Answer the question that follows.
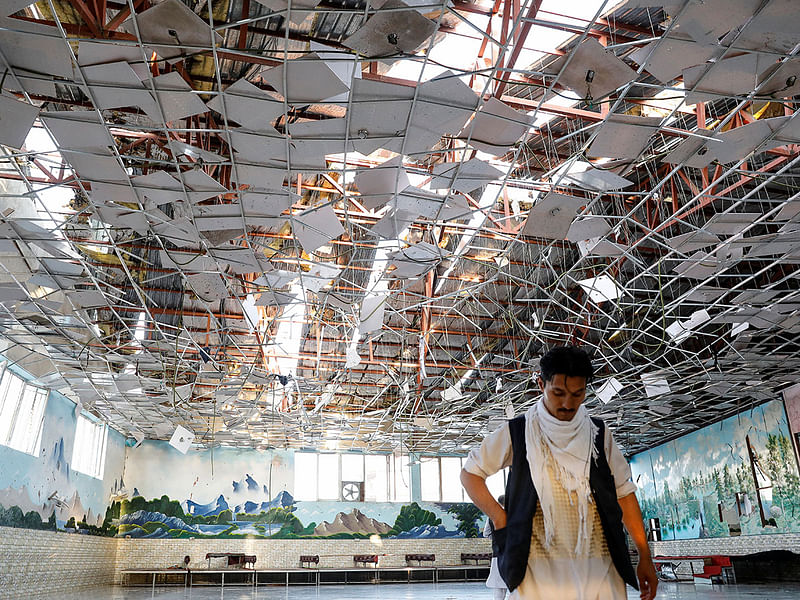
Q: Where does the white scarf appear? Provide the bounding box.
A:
[525,400,598,556]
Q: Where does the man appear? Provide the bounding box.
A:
[461,345,658,600]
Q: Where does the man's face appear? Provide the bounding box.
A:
[539,373,587,421]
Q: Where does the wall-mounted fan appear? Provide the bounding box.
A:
[341,481,364,502]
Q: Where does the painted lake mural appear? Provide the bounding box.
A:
[630,399,800,539]
[0,354,483,541]
[114,440,484,539]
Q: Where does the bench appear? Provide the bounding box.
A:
[353,554,379,567]
[405,553,435,566]
[300,555,320,568]
[205,552,256,569]
[461,552,492,565]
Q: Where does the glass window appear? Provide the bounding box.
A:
[294,453,317,500]
[342,454,364,481]
[441,456,464,501]
[71,414,108,479]
[318,454,339,500]
[420,457,441,501]
[0,369,24,442]
[365,455,388,502]
[392,454,411,502]
[0,365,48,456]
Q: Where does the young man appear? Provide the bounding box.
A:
[461,345,658,600]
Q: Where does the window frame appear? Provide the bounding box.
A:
[365,454,389,502]
[420,456,442,502]
[0,362,49,456]
[440,456,466,502]
[292,451,404,501]
[390,453,411,502]
[293,452,319,501]
[70,413,108,479]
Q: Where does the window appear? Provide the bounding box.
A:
[391,454,411,502]
[318,453,339,499]
[339,453,364,500]
[0,364,48,455]
[365,455,388,502]
[420,457,441,501]
[441,457,465,501]
[292,451,407,501]
[293,451,496,503]
[71,414,108,479]
[341,454,364,482]
[294,452,317,500]
[419,456,471,502]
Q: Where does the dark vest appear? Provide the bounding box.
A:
[490,414,638,592]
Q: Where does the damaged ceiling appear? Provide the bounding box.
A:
[1,0,800,456]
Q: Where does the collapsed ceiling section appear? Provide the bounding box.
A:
[1,0,800,456]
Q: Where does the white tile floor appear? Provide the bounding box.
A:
[30,582,800,600]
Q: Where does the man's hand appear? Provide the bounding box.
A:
[637,555,658,600]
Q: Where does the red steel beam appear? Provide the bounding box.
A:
[477,0,503,58]
[95,0,107,31]
[65,0,103,37]
[656,154,790,234]
[494,0,543,98]
[500,0,511,47]
[105,0,147,32]
[238,0,251,51]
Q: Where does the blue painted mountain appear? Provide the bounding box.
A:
[234,490,294,515]
[120,510,198,533]
[185,494,229,517]
[391,524,465,539]
[50,437,70,479]
[274,490,293,505]
[232,474,260,493]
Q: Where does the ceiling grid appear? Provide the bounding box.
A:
[0,0,799,456]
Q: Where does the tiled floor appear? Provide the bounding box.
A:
[31,582,800,600]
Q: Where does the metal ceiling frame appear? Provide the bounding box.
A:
[0,0,799,456]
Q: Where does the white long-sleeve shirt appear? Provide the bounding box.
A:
[463,416,637,600]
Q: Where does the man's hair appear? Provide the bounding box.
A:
[539,345,594,383]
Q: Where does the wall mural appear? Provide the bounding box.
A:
[630,399,800,540]
[116,440,484,539]
[5,391,799,544]
[0,378,126,536]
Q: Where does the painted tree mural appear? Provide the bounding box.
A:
[630,400,800,539]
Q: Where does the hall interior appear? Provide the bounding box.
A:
[1,0,800,598]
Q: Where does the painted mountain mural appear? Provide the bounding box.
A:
[113,439,486,539]
[109,468,482,539]
[118,510,201,538]
[313,509,392,536]
[185,494,229,517]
